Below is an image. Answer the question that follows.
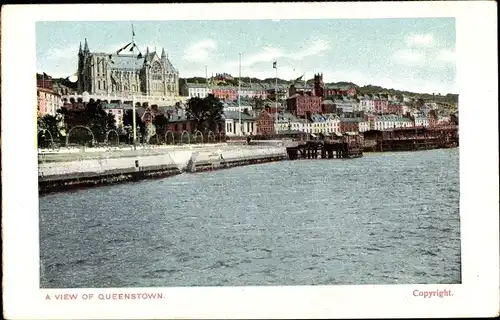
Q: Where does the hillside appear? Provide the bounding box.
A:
[180,77,459,104]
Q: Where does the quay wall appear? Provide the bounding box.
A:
[38,145,288,194]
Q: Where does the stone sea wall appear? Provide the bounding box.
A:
[38,145,288,194]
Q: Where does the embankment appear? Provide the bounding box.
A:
[38,144,288,194]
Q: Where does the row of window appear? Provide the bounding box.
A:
[226,122,255,133]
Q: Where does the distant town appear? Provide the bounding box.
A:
[36,38,459,145]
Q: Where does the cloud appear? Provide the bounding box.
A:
[183,39,217,62]
[290,39,331,60]
[393,49,426,65]
[406,34,434,47]
[229,47,284,68]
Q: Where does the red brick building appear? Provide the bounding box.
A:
[166,118,195,134]
[340,117,361,134]
[374,99,388,114]
[387,103,403,115]
[211,87,238,101]
[286,93,323,117]
[256,109,275,136]
[37,73,53,90]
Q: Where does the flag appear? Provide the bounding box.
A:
[272,61,277,68]
[117,42,132,55]
[295,74,304,82]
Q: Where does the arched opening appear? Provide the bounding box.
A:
[181,130,190,144]
[66,125,95,147]
[207,131,215,143]
[194,130,203,144]
[165,131,175,145]
[105,129,120,145]
[37,129,55,149]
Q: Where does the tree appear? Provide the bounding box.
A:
[37,114,61,146]
[123,109,146,136]
[56,100,115,144]
[153,113,169,142]
[185,94,224,133]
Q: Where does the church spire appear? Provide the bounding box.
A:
[79,42,83,55]
[161,47,166,59]
[84,38,89,53]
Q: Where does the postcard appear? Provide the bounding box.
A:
[1,1,499,319]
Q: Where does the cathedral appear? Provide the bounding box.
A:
[77,38,180,97]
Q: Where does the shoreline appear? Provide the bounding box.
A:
[38,145,288,195]
[38,144,458,196]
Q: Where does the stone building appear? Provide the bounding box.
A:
[77,38,179,97]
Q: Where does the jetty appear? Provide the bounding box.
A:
[286,136,363,160]
[363,125,459,152]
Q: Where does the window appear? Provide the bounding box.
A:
[103,81,106,90]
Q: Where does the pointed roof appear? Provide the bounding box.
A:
[161,47,166,58]
[79,42,83,55]
[84,38,89,52]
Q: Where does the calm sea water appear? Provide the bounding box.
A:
[39,148,460,288]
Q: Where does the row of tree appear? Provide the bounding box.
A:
[37,94,225,147]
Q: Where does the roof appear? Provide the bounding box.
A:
[184,82,209,88]
[223,111,256,121]
[109,54,145,70]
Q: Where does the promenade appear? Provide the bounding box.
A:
[38,142,291,194]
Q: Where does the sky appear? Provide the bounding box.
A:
[36,18,456,94]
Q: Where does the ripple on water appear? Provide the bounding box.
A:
[39,149,460,287]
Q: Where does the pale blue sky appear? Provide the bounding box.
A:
[36,18,456,94]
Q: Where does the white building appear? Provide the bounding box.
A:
[223,101,253,112]
[359,120,370,132]
[182,83,211,98]
[373,115,414,130]
[323,113,341,134]
[415,116,430,127]
[359,98,375,113]
[223,110,257,136]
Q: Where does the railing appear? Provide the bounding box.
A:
[61,93,189,104]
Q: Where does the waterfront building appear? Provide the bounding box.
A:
[165,114,194,135]
[37,87,62,117]
[370,115,414,130]
[275,112,299,133]
[256,109,275,136]
[75,38,181,104]
[223,110,257,136]
[340,117,361,134]
[358,119,370,132]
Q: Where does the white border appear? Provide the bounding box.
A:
[2,2,499,319]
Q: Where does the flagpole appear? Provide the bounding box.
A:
[275,61,278,136]
[132,94,137,150]
[238,53,242,138]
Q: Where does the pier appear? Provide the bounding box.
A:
[286,136,363,160]
[363,125,459,152]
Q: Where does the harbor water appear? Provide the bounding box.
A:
[39,148,460,287]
